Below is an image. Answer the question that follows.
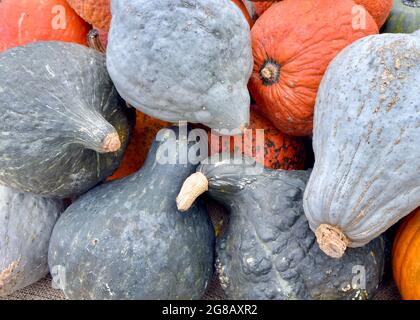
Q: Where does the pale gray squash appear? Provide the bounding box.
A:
[0,185,63,297]
[303,31,420,258]
[177,155,386,300]
[0,41,135,198]
[48,126,215,300]
[107,0,253,134]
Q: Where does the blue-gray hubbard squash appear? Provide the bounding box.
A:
[0,41,135,198]
[177,155,386,300]
[0,185,63,296]
[48,126,215,300]
[303,31,420,258]
[106,0,253,134]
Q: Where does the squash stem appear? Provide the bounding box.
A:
[315,224,349,259]
[87,29,106,54]
[102,132,121,153]
[176,172,209,212]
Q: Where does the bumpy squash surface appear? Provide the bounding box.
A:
[0,42,134,198]
[177,155,386,300]
[107,0,253,134]
[304,31,420,258]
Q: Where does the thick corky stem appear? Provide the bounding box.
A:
[177,172,209,212]
[259,59,281,86]
[102,132,121,153]
[0,261,19,295]
[315,224,349,259]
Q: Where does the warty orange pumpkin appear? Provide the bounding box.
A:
[248,0,378,136]
[393,208,420,300]
[67,0,111,31]
[0,0,90,52]
[209,106,306,170]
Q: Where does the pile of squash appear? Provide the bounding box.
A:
[0,0,418,300]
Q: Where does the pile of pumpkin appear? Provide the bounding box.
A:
[0,0,419,300]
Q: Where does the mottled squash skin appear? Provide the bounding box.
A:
[49,126,215,300]
[248,0,378,136]
[209,106,306,170]
[393,208,420,300]
[0,0,90,52]
[0,42,135,198]
[0,186,63,297]
[107,0,253,134]
[382,0,420,34]
[108,111,170,181]
[67,0,112,31]
[194,155,385,300]
[304,31,420,253]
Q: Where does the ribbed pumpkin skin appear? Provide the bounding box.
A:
[393,208,420,300]
[108,111,170,181]
[248,0,392,28]
[355,0,393,28]
[210,106,306,170]
[249,0,378,136]
[0,0,90,52]
[303,31,420,250]
[67,0,111,31]
[382,0,420,34]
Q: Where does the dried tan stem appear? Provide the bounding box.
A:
[177,172,209,212]
[315,224,349,259]
[87,29,106,54]
[102,132,121,153]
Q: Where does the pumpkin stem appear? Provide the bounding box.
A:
[87,29,106,54]
[176,172,209,212]
[260,60,281,86]
[315,224,349,259]
[102,132,121,153]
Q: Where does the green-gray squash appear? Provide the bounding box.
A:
[0,185,63,297]
[382,0,420,33]
[48,126,215,300]
[0,41,135,198]
[107,0,253,134]
[303,31,420,258]
[177,155,386,300]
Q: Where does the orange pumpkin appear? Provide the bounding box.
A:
[107,111,170,181]
[67,0,111,31]
[249,0,392,28]
[248,0,378,136]
[209,106,306,170]
[0,0,90,52]
[393,208,420,300]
